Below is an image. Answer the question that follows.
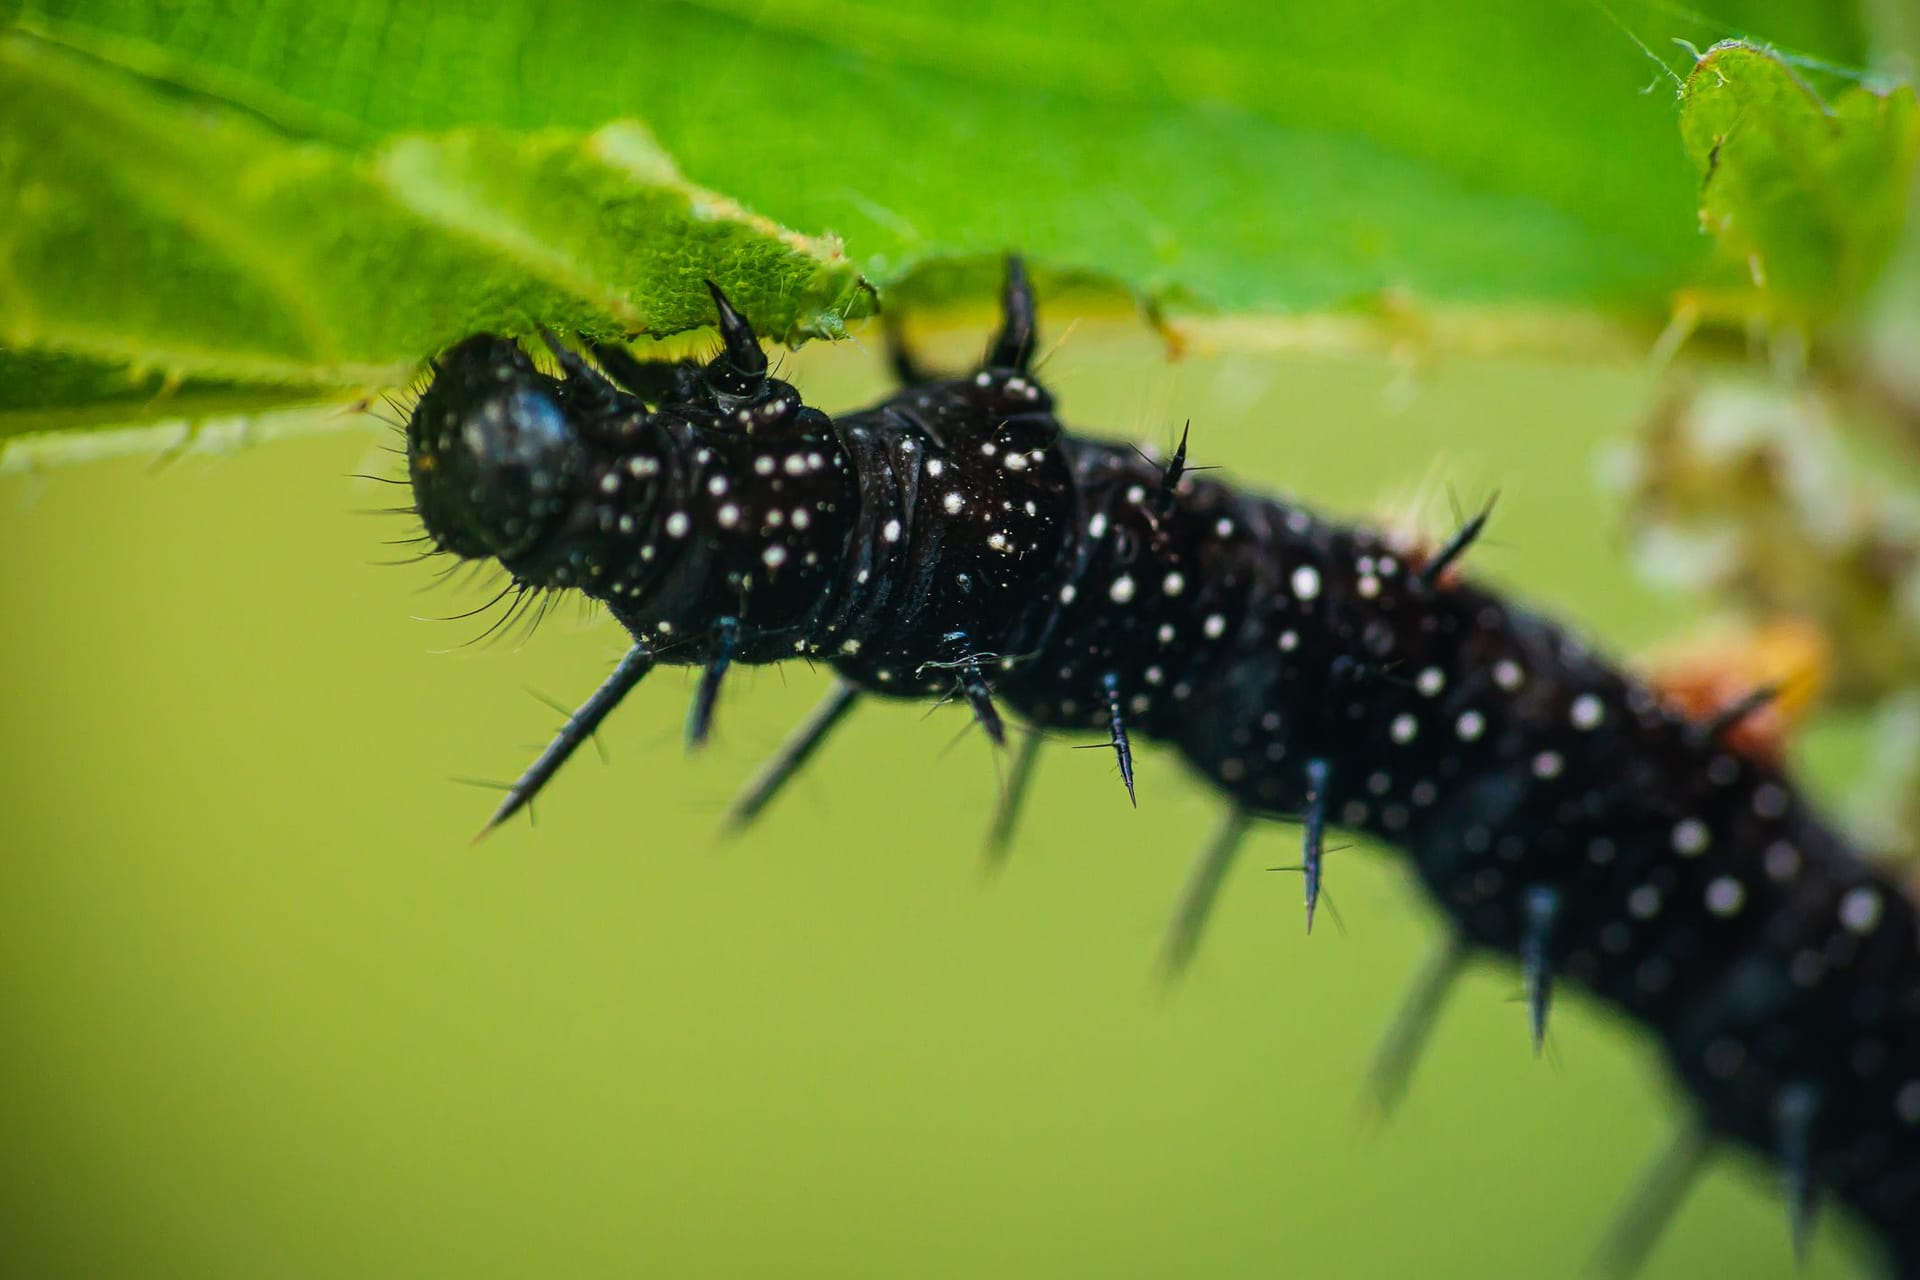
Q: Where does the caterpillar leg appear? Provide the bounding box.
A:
[685,616,738,749]
[1364,930,1469,1118]
[984,729,1045,867]
[475,644,656,839]
[1160,807,1252,980]
[723,679,863,834]
[1586,1123,1710,1278]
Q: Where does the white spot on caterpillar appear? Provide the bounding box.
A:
[1390,713,1417,744]
[1291,565,1321,600]
[665,512,690,538]
[754,455,776,475]
[1627,884,1662,920]
[943,491,965,514]
[707,475,729,496]
[1493,659,1523,690]
[1840,886,1884,935]
[1671,818,1710,856]
[717,503,741,528]
[1163,571,1186,596]
[1110,575,1137,604]
[1158,623,1176,644]
[1417,668,1445,697]
[1059,584,1077,604]
[1570,694,1604,730]
[1088,512,1108,539]
[1278,630,1299,652]
[1455,710,1485,741]
[1203,614,1226,638]
[1531,750,1563,779]
[927,459,944,477]
[763,545,787,567]
[1705,876,1745,916]
[883,519,902,543]
[1765,840,1801,882]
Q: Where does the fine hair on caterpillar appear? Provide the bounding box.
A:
[401,260,1920,1276]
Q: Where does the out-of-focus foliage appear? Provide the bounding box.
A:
[0,32,869,409]
[1679,41,1920,330]
[1619,382,1920,705]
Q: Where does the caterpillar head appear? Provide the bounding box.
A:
[406,336,588,564]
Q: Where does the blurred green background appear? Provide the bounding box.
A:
[0,326,1875,1277]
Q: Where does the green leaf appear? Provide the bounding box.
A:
[0,0,1886,455]
[0,28,871,434]
[1679,41,1920,329]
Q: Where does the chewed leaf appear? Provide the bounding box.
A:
[0,29,871,439]
[372,123,866,345]
[1679,41,1920,329]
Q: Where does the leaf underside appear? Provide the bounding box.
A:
[0,1,1896,458]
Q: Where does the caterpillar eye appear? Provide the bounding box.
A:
[408,335,586,562]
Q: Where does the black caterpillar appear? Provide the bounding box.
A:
[403,261,1920,1276]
